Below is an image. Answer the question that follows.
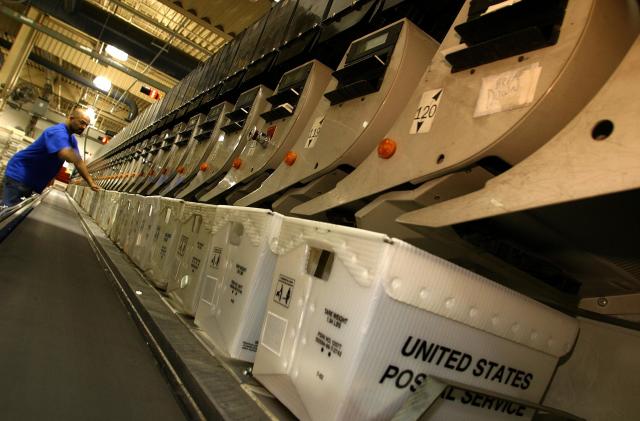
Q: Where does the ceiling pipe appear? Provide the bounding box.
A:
[0,38,139,121]
[0,4,171,92]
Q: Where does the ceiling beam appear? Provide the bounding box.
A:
[155,0,232,41]
[0,4,171,92]
[104,0,213,57]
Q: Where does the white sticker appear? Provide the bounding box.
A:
[305,115,325,148]
[474,63,542,117]
[410,89,443,134]
[247,143,256,157]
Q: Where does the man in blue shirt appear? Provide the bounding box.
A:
[2,107,100,206]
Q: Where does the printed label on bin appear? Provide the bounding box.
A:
[273,274,295,308]
[210,247,222,269]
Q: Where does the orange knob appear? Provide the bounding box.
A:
[199,162,209,172]
[232,158,242,169]
[176,166,185,174]
[377,138,397,159]
[284,151,297,166]
[161,168,168,175]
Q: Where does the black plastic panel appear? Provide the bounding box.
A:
[446,0,567,72]
[253,0,298,59]
[260,104,295,122]
[284,0,330,43]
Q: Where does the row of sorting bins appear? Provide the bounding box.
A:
[69,184,579,421]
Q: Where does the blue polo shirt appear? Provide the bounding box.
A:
[5,123,80,193]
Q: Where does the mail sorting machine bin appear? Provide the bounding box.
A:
[235,19,437,211]
[148,115,201,195]
[200,60,333,204]
[80,188,94,213]
[121,138,153,193]
[66,184,78,201]
[89,189,106,220]
[136,126,182,195]
[129,195,162,270]
[192,206,283,362]
[112,194,142,249]
[128,133,164,193]
[109,193,133,244]
[193,84,273,202]
[159,111,214,197]
[292,0,640,222]
[121,195,148,257]
[164,202,217,316]
[115,194,144,251]
[173,102,233,199]
[145,198,186,289]
[102,191,124,238]
[96,190,121,234]
[252,216,579,421]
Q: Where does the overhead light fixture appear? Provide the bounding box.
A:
[105,44,128,61]
[93,76,112,92]
[85,107,97,122]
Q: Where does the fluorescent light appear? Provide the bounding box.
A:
[93,76,112,92]
[105,44,128,61]
[85,107,97,122]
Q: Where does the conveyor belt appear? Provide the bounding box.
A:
[0,189,187,420]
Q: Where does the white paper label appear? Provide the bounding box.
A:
[247,143,256,157]
[305,115,325,148]
[474,63,541,117]
[410,89,443,134]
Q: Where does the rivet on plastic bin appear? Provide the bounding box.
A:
[293,369,299,379]
[179,275,189,289]
[309,303,315,312]
[445,298,455,309]
[301,337,307,346]
[469,307,478,318]
[511,323,520,333]
[391,278,401,290]
[283,361,288,369]
[419,288,428,299]
[491,315,500,326]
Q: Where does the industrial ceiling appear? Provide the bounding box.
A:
[0,0,272,135]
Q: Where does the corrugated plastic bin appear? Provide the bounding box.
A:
[253,217,579,420]
[194,206,283,362]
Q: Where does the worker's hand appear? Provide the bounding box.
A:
[90,183,101,192]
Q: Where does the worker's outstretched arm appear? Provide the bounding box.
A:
[58,147,100,191]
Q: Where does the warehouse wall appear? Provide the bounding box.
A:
[0,105,104,161]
